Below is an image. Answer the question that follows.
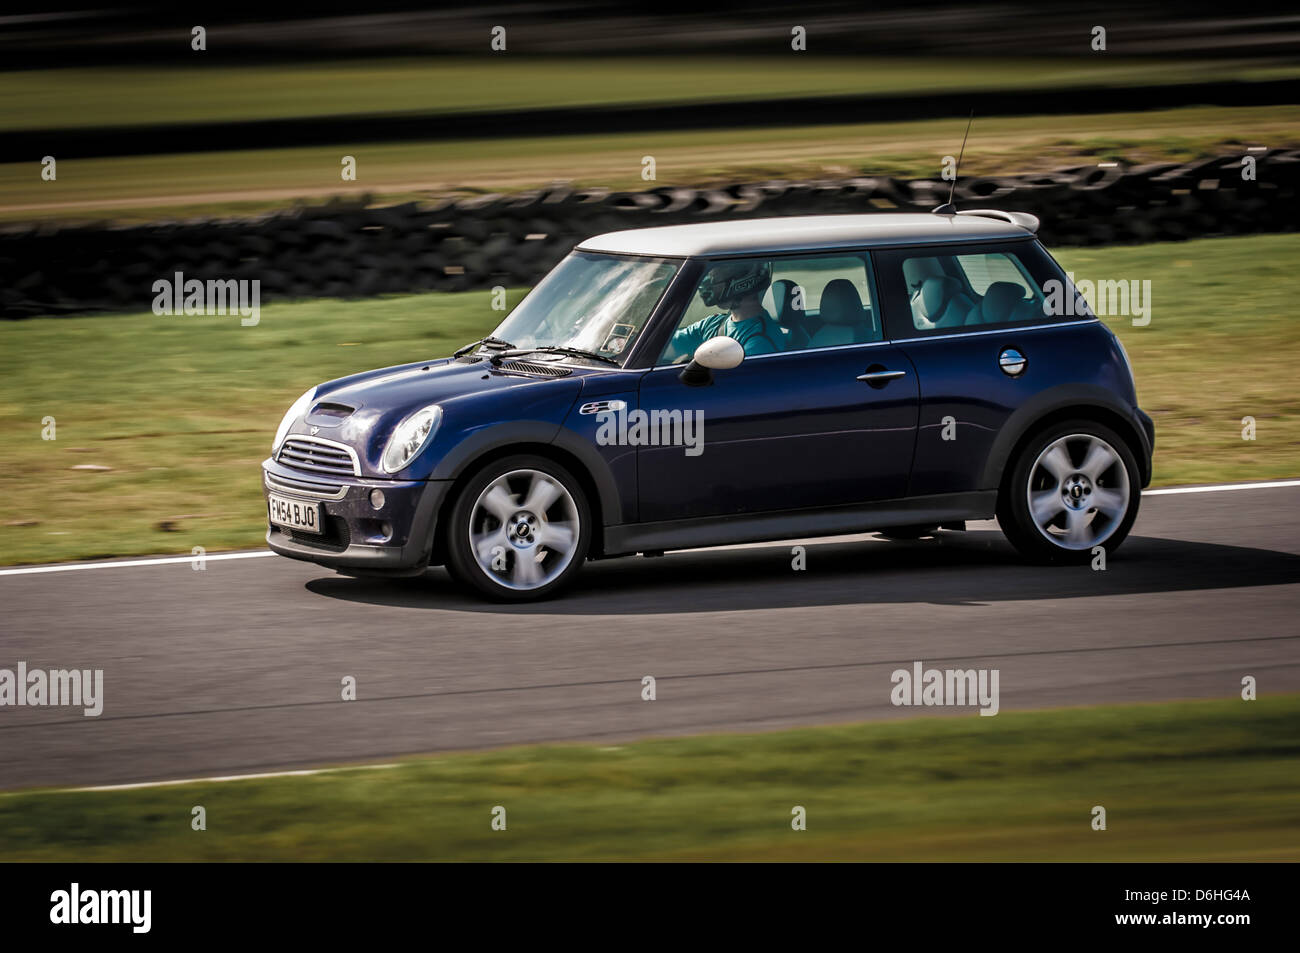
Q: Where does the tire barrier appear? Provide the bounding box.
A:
[2,150,1296,318]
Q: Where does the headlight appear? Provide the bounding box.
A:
[382,404,443,474]
[272,387,317,454]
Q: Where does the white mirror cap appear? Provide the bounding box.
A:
[694,335,745,370]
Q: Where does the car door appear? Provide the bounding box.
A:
[635,252,919,523]
[875,240,1098,496]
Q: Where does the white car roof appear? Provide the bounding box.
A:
[576,212,1036,258]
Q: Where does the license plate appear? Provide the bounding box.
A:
[268,493,323,534]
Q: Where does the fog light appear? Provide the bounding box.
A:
[369,489,386,510]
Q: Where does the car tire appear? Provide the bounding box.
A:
[997,419,1141,565]
[444,454,592,601]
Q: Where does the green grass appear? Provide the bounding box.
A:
[5,105,1296,224]
[6,56,1294,132]
[1069,238,1300,487]
[1,233,1297,566]
[2,696,1296,861]
[0,293,507,564]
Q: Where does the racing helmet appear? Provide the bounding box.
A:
[698,260,772,309]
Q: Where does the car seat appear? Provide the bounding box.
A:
[809,279,869,347]
[965,281,1039,325]
[918,276,975,329]
[767,278,811,350]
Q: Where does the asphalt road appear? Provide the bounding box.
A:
[2,483,1298,791]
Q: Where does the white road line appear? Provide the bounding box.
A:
[2,479,1298,577]
[0,550,273,577]
[52,763,400,793]
[1143,479,1300,496]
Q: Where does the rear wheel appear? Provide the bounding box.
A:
[444,455,591,601]
[998,420,1140,564]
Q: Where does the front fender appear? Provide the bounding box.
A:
[428,419,626,527]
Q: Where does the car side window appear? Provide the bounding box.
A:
[659,253,880,364]
[897,247,1047,332]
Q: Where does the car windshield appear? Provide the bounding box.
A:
[488,252,679,365]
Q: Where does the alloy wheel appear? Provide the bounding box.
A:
[1026,433,1131,550]
[467,468,581,591]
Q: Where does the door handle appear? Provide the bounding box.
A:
[857,369,906,383]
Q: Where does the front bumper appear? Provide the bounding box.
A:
[261,457,452,574]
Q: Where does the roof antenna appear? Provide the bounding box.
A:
[933,110,973,216]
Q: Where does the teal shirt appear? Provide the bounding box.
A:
[668,309,787,362]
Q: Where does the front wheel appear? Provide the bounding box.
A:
[997,420,1141,564]
[444,455,591,601]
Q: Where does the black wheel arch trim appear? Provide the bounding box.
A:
[981,384,1154,491]
[427,420,624,527]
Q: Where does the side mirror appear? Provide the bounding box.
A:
[679,336,744,386]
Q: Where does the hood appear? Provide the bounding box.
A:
[282,356,599,478]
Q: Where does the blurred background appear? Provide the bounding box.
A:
[3,0,1299,224]
[0,2,1298,863]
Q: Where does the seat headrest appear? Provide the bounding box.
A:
[819,279,863,326]
[920,276,960,318]
[978,281,1029,323]
[769,278,797,323]
[903,257,946,291]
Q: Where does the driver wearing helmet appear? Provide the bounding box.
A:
[665,259,789,362]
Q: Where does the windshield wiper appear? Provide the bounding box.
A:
[454,336,514,358]
[492,345,620,367]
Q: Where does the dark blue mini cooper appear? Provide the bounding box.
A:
[263,211,1154,600]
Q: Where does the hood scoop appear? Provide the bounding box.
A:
[306,401,356,423]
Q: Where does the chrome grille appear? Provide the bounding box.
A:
[277,436,359,477]
[265,470,347,500]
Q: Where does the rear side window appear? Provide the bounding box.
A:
[876,241,1063,338]
[954,252,1036,297]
